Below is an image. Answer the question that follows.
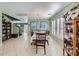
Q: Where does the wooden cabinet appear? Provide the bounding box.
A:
[2,22,11,41]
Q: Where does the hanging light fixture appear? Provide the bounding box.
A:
[29,8,41,20]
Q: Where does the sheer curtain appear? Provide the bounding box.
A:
[52,20,55,35]
[60,17,65,39]
[57,18,60,36]
[52,17,65,39]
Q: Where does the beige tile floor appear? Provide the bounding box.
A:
[0,33,63,56]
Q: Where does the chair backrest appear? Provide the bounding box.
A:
[36,33,46,41]
[36,33,47,54]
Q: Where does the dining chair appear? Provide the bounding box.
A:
[36,33,46,54]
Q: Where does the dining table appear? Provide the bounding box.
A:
[30,31,50,45]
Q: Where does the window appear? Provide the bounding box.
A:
[60,17,65,38]
[31,21,37,31]
[57,18,60,36]
[52,21,54,33]
[52,17,65,39]
[53,20,55,34]
[40,21,47,31]
[55,20,57,34]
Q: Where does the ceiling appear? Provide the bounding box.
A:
[0,2,70,20]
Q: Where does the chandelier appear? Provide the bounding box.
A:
[30,8,41,20]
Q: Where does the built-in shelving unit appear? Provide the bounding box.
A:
[63,19,79,56]
[63,3,79,56]
[2,22,11,41]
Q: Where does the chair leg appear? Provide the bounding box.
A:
[44,46,46,55]
[36,46,38,54]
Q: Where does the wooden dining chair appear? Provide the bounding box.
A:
[36,33,46,54]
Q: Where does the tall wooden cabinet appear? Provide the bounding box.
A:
[2,22,11,41]
[63,19,79,56]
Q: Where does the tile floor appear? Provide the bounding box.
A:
[0,33,63,56]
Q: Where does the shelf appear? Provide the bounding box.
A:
[77,41,79,44]
[2,22,11,41]
[63,19,79,56]
[65,48,73,56]
[64,21,73,24]
[64,31,73,34]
